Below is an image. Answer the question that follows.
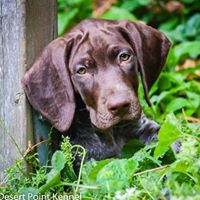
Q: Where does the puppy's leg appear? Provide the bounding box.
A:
[135,114,182,154]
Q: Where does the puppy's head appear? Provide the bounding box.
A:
[22,19,171,132]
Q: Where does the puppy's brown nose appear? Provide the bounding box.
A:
[106,96,130,115]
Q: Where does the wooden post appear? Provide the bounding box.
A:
[0,0,57,180]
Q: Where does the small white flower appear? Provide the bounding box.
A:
[114,191,126,200]
[126,187,136,197]
[114,187,136,200]
[115,191,122,199]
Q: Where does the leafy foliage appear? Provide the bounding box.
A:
[1,115,200,199]
[58,0,92,35]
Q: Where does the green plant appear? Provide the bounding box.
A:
[0,137,90,196]
[1,115,199,199]
[58,0,92,35]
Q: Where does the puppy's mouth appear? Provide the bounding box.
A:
[92,114,140,132]
[113,120,133,128]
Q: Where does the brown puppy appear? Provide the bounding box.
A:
[22,19,170,168]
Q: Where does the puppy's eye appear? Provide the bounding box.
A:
[120,53,130,62]
[77,67,87,75]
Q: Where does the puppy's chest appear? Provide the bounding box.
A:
[69,118,140,160]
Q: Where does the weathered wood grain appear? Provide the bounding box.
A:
[0,0,57,180]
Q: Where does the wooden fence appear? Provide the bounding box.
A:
[0,0,57,180]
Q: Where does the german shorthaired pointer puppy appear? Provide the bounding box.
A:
[22,19,170,167]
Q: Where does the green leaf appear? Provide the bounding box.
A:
[155,72,184,93]
[120,0,141,11]
[120,0,151,11]
[46,169,60,183]
[159,18,179,31]
[58,8,78,36]
[101,7,137,21]
[157,76,172,91]
[63,163,77,182]
[174,41,200,63]
[151,84,187,105]
[171,24,186,42]
[185,14,200,38]
[82,159,98,177]
[166,98,190,113]
[37,151,66,193]
[65,0,83,7]
[132,144,161,169]
[52,151,66,171]
[182,0,199,4]
[138,0,151,5]
[20,188,39,199]
[122,139,144,158]
[186,91,200,109]
[178,64,200,75]
[87,159,111,183]
[154,114,182,158]
[96,159,138,193]
[171,160,190,173]
[39,169,61,193]
[165,48,178,68]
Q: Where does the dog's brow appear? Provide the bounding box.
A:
[107,45,133,59]
[75,57,94,65]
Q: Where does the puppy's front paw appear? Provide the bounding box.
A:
[136,115,160,144]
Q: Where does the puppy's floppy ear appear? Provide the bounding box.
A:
[119,21,171,105]
[22,38,75,132]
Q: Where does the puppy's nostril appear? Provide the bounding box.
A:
[107,100,130,114]
[110,106,118,112]
[123,103,130,108]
